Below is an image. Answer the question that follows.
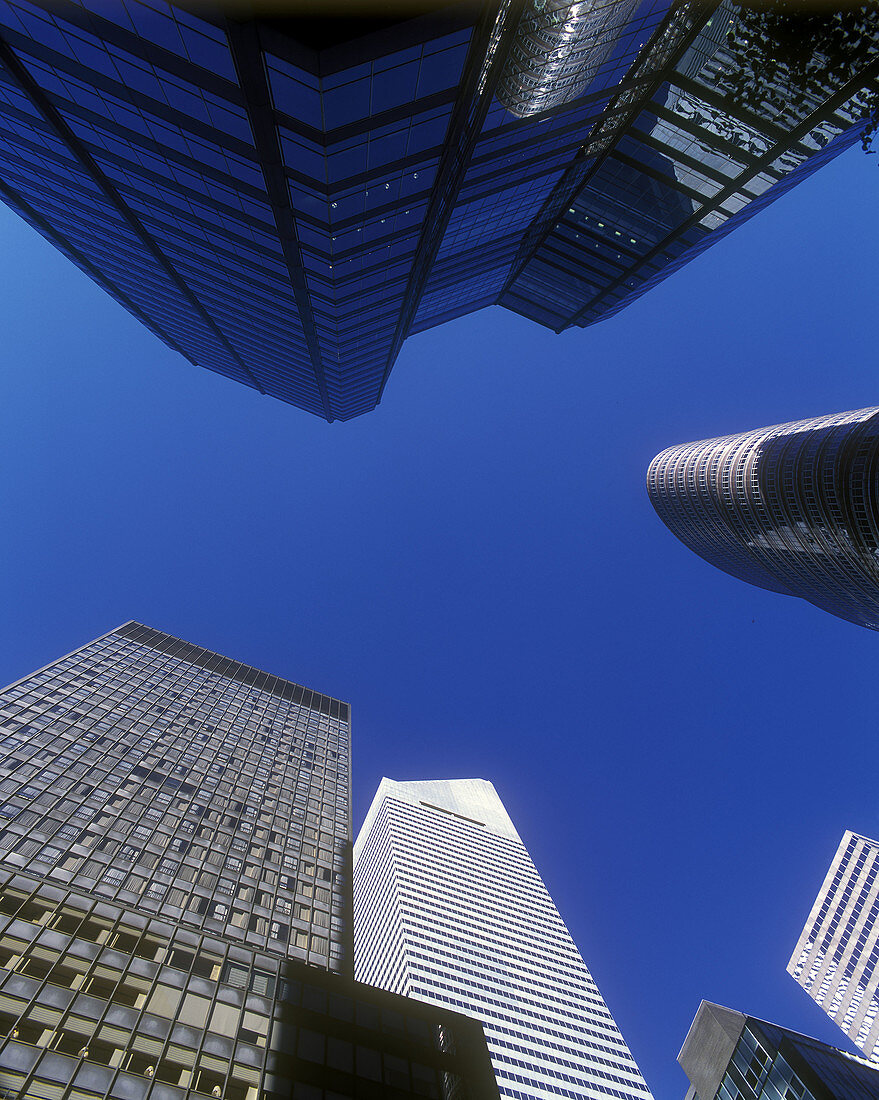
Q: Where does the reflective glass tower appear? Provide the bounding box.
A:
[0,625,499,1100]
[788,831,879,1063]
[0,1,875,419]
[353,777,653,1100]
[679,1001,879,1100]
[647,407,879,630]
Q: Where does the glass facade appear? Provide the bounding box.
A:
[789,831,879,1063]
[0,1,872,420]
[499,0,879,331]
[679,1002,879,1100]
[0,621,352,973]
[0,625,499,1100]
[0,866,498,1100]
[647,407,879,630]
[353,778,653,1100]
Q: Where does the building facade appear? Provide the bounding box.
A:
[788,831,879,1063]
[647,407,879,630]
[353,777,653,1100]
[0,625,498,1100]
[0,1,875,419]
[678,1000,879,1100]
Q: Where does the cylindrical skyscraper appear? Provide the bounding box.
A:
[647,407,879,629]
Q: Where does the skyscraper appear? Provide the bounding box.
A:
[788,831,879,1063]
[0,624,499,1100]
[678,1000,879,1100]
[647,407,879,630]
[0,1,875,419]
[353,777,653,1100]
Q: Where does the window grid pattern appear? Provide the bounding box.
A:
[0,867,495,1100]
[0,622,351,973]
[788,831,879,1061]
[0,1,875,420]
[353,779,653,1100]
[411,0,669,332]
[500,0,879,332]
[647,407,879,631]
[692,1015,879,1100]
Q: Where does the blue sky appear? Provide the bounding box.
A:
[2,142,878,1098]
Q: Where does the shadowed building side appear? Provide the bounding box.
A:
[647,407,879,629]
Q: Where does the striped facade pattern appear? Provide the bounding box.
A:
[353,778,653,1100]
[788,832,879,1063]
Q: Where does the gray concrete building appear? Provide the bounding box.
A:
[788,831,879,1062]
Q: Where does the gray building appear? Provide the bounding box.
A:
[788,831,879,1062]
[678,1001,879,1100]
[647,407,879,630]
[353,777,653,1100]
[0,624,498,1100]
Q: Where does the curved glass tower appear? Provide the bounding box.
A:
[496,0,641,118]
[647,407,879,629]
[353,777,653,1100]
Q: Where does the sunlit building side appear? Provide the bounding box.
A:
[496,0,642,118]
[353,777,654,1100]
[647,407,879,629]
[789,831,879,1062]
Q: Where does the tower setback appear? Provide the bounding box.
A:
[679,1000,879,1100]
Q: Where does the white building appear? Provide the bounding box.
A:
[789,830,879,1061]
[353,777,653,1100]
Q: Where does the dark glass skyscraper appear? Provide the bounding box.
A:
[0,624,499,1100]
[0,0,875,419]
[353,778,653,1100]
[647,407,879,630]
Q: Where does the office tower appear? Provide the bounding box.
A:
[0,624,499,1100]
[0,2,875,419]
[353,777,654,1100]
[788,831,879,1063]
[647,407,879,630]
[678,1001,879,1100]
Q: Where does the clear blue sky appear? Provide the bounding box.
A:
[1,143,877,1099]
